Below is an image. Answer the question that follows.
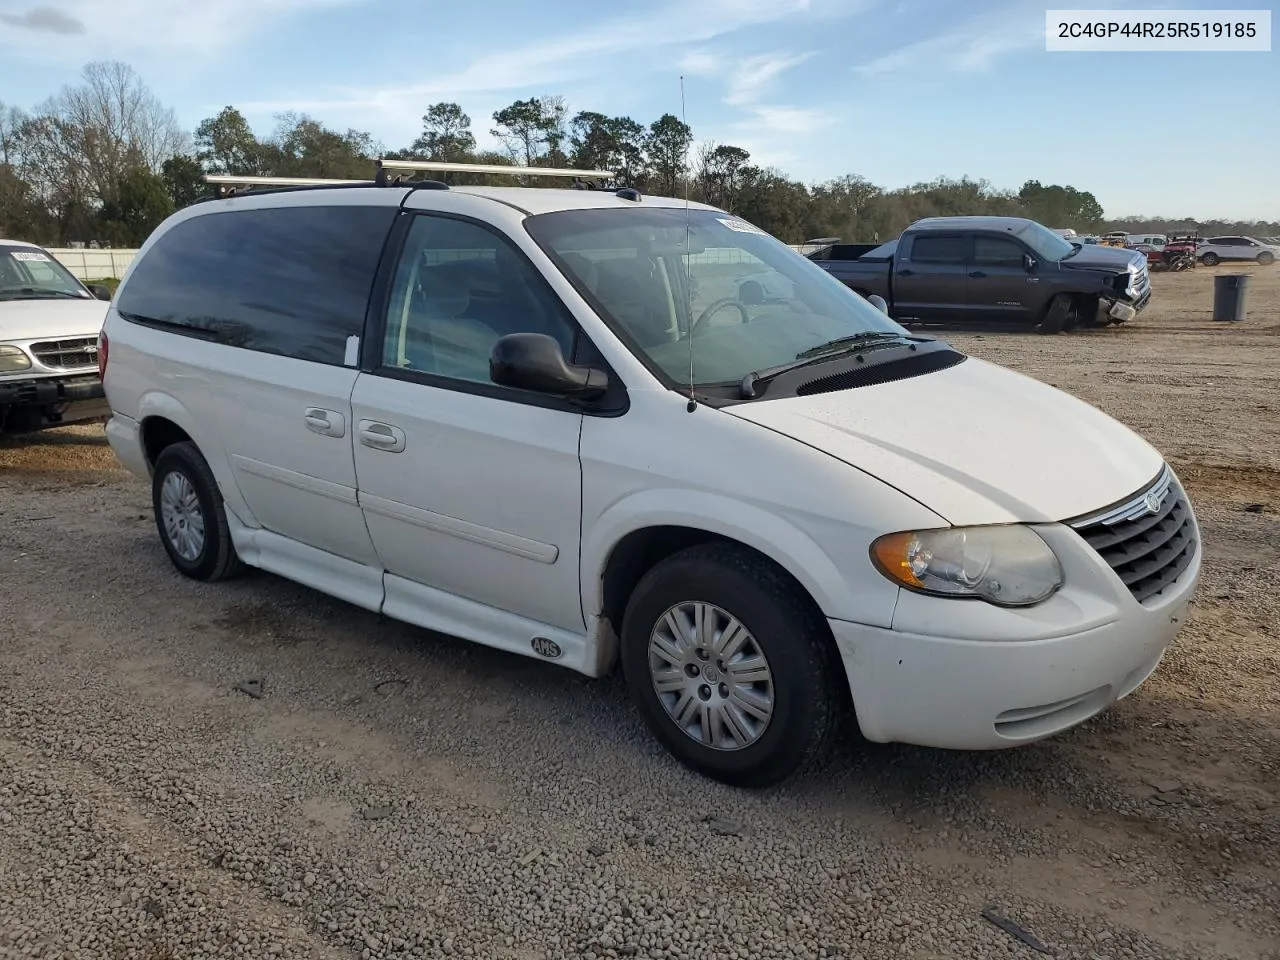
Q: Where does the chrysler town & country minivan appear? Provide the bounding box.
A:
[99,168,1201,786]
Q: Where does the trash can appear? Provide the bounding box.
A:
[1212,273,1250,322]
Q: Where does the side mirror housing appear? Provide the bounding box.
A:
[866,293,889,315]
[87,283,113,301]
[1023,254,1038,272]
[490,332,608,401]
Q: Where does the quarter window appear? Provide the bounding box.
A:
[380,215,578,385]
[115,205,397,365]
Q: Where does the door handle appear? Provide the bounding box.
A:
[358,420,406,453]
[897,268,915,276]
[968,270,986,278]
[304,407,346,438]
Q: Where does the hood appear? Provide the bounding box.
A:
[727,356,1164,526]
[1058,244,1144,272]
[0,297,108,342]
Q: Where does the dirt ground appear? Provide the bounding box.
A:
[1,264,1277,960]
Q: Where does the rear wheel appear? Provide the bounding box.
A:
[620,543,843,787]
[1258,251,1275,266]
[152,441,243,581]
[1200,252,1220,266]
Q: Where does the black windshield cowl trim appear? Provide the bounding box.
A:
[700,337,962,404]
[739,333,933,399]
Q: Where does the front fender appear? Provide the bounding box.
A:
[581,488,902,628]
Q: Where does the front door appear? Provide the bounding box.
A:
[350,211,586,633]
[964,234,1037,322]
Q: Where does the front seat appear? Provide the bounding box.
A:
[401,264,499,380]
[592,256,673,348]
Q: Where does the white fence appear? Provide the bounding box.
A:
[47,248,138,281]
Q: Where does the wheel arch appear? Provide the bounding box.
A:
[584,492,868,673]
[134,391,256,526]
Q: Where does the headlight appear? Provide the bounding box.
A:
[870,525,1063,607]
[0,345,32,372]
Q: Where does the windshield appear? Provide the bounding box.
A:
[524,207,906,387]
[1013,222,1077,261]
[0,247,89,300]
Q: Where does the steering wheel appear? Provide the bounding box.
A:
[690,298,750,338]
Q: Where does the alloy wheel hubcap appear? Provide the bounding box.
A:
[647,601,775,751]
[160,471,206,562]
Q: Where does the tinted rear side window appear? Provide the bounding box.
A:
[910,235,967,263]
[116,205,397,365]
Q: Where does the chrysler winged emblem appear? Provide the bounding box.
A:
[1144,490,1165,515]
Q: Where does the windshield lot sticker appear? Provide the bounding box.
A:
[12,251,52,262]
[717,217,767,235]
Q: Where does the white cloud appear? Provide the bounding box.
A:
[235,0,821,118]
[851,0,1137,77]
[0,0,369,65]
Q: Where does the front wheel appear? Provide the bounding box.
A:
[152,441,244,581]
[620,543,843,787]
[1258,252,1275,266]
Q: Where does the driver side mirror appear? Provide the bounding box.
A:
[87,283,113,301]
[490,332,608,401]
[1023,254,1038,272]
[866,293,889,315]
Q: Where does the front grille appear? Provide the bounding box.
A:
[1069,466,1197,605]
[30,337,99,370]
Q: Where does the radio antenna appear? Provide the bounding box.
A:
[680,75,696,413]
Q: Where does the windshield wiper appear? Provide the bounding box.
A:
[0,287,85,300]
[794,330,903,359]
[739,331,906,399]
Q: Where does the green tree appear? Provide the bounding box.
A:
[645,113,692,197]
[491,96,566,167]
[161,154,206,209]
[695,142,750,208]
[96,167,174,246]
[194,106,263,175]
[569,112,647,181]
[409,102,476,161]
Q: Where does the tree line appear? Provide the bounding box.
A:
[2,61,1276,251]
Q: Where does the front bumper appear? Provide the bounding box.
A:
[0,374,108,430]
[830,529,1200,750]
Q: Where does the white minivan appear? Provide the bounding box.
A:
[100,166,1201,786]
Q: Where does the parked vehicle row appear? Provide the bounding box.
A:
[0,239,113,434]
[95,164,1201,786]
[1062,232,1278,266]
[803,216,1151,333]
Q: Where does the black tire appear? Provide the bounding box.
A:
[1258,252,1275,266]
[1038,295,1071,334]
[1200,252,1220,266]
[152,441,244,581]
[619,543,843,788]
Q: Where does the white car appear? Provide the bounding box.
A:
[1,239,112,434]
[1196,236,1278,266]
[100,167,1202,786]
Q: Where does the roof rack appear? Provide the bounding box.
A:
[204,159,634,200]
[375,158,617,190]
[205,174,377,199]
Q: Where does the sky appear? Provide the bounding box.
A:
[0,0,1276,221]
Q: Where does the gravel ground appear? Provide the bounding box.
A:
[1,264,1278,960]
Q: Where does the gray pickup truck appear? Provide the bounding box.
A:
[806,216,1152,333]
